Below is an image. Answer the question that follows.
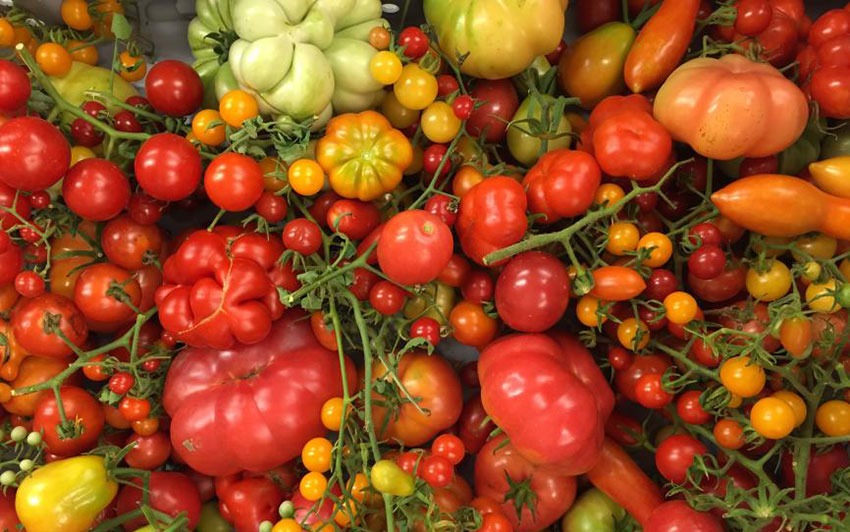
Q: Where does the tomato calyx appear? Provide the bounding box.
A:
[503,472,538,525]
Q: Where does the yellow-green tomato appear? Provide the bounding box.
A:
[561,488,626,532]
[421,101,462,144]
[403,282,456,325]
[370,460,414,496]
[16,455,118,532]
[198,502,231,532]
[507,94,571,166]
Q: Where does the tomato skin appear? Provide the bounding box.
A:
[124,431,171,470]
[326,199,380,241]
[466,80,519,143]
[135,133,202,202]
[145,60,203,117]
[218,477,285,532]
[457,176,528,267]
[644,500,723,532]
[0,60,30,113]
[780,445,849,496]
[101,214,163,271]
[377,210,453,286]
[475,435,577,532]
[523,149,601,223]
[449,300,498,348]
[282,219,322,256]
[559,23,636,109]
[33,386,104,457]
[677,390,711,424]
[655,434,707,484]
[495,251,570,332]
[12,293,88,359]
[0,117,70,192]
[372,351,462,446]
[0,244,22,285]
[115,472,202,530]
[204,153,265,212]
[62,158,131,221]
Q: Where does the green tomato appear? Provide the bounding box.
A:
[50,62,138,119]
[197,502,231,532]
[561,488,625,532]
[821,124,850,159]
[507,94,572,167]
[778,115,826,176]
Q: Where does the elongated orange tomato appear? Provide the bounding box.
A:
[712,174,850,239]
[624,0,700,93]
[589,266,646,301]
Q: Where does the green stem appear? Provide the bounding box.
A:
[284,244,376,305]
[409,129,465,210]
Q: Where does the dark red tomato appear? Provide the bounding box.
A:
[423,144,451,176]
[254,191,287,223]
[437,75,460,97]
[638,306,667,332]
[467,79,519,143]
[545,40,567,65]
[604,410,643,446]
[674,157,707,191]
[458,393,495,454]
[615,354,671,403]
[461,269,494,303]
[116,471,202,530]
[0,488,19,532]
[349,266,379,301]
[719,301,780,353]
[12,293,88,358]
[282,218,322,255]
[133,265,163,313]
[739,155,778,177]
[204,153,265,212]
[125,431,171,470]
[218,477,284,532]
[655,434,707,484]
[690,337,721,368]
[369,280,407,315]
[327,199,380,241]
[420,455,454,488]
[636,210,665,234]
[424,194,458,226]
[187,471,215,502]
[145,60,203,117]
[410,317,441,346]
[688,263,746,303]
[644,269,677,301]
[757,9,800,67]
[308,191,342,227]
[0,60,30,113]
[62,158,130,221]
[0,117,70,192]
[656,191,694,220]
[113,110,143,133]
[781,445,849,496]
[398,27,430,59]
[459,361,479,388]
[608,347,633,371]
[70,118,104,147]
[809,8,850,49]
[644,500,723,532]
[634,373,673,409]
[135,133,202,201]
[688,245,726,280]
[128,193,165,225]
[676,390,711,424]
[74,262,142,329]
[811,65,850,119]
[80,101,105,118]
[438,254,471,288]
[495,251,569,332]
[33,386,104,456]
[377,210,453,286]
[0,182,31,230]
[816,34,850,68]
[126,95,150,109]
[687,223,724,248]
[735,0,773,36]
[102,214,164,271]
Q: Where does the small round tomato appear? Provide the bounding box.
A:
[576,295,605,327]
[713,419,745,450]
[637,232,673,268]
[254,191,288,223]
[33,386,104,456]
[67,39,98,65]
[720,356,765,398]
[327,199,381,241]
[617,318,649,350]
[35,43,72,77]
[655,434,707,484]
[688,245,726,280]
[145,60,203,116]
[422,101,462,143]
[301,437,333,473]
[192,109,226,146]
[219,89,259,128]
[432,434,465,465]
[772,390,807,427]
[780,316,812,358]
[125,431,171,470]
[14,271,44,298]
[377,210,453,286]
[750,397,795,439]
[807,279,840,313]
[119,396,151,422]
[12,293,87,358]
[118,50,146,82]
[663,291,698,325]
[452,166,484,198]
[369,26,391,49]
[369,281,407,315]
[607,222,640,256]
[288,159,325,196]
[634,373,673,409]
[204,153,265,212]
[595,183,625,206]
[687,223,724,248]
[410,317,441,346]
[299,472,327,501]
[687,263,747,303]
[0,117,71,192]
[495,251,570,333]
[677,390,711,425]
[282,218,322,255]
[450,300,498,348]
[135,133,202,202]
[816,400,850,437]
[398,27,430,59]
[0,59,30,114]
[101,214,163,270]
[394,64,438,111]
[381,92,420,129]
[746,261,791,301]
[321,397,345,431]
[370,51,403,85]
[438,254,471,287]
[62,158,131,221]
[420,455,453,488]
[74,263,142,328]
[61,0,93,30]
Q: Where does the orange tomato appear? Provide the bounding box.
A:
[35,43,72,77]
[67,39,98,65]
[452,166,484,198]
[191,109,226,146]
[219,89,259,128]
[119,50,147,82]
[61,0,94,30]
[3,356,69,416]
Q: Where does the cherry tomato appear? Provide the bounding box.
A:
[299,472,327,501]
[398,27,430,59]
[424,194,458,226]
[450,300,498,348]
[655,434,707,484]
[637,232,673,268]
[750,397,795,439]
[288,159,325,196]
[780,316,812,358]
[219,89,259,128]
[394,64,438,110]
[33,386,104,456]
[634,373,673,409]
[254,191,287,223]
[607,222,640,255]
[0,60,30,114]
[370,51,403,85]
[687,223,724,248]
[495,251,570,333]
[119,396,151,422]
[61,0,93,30]
[145,60,203,116]
[452,95,475,120]
[62,158,130,221]
[720,356,765,398]
[466,80,519,143]
[125,431,171,470]
[369,281,407,315]
[14,271,44,298]
[745,260,791,301]
[644,269,678,301]
[816,400,850,436]
[437,75,460,97]
[135,133,202,201]
[432,434,465,465]
[204,153,265,212]
[326,199,380,240]
[368,26,391,50]
[118,50,146,82]
[423,144,451,176]
[410,317,441,346]
[282,218,322,255]
[419,455,453,488]
[617,318,649,350]
[192,109,226,146]
[677,390,711,425]
[688,245,726,280]
[35,43,71,77]
[321,397,345,431]
[735,0,773,36]
[713,419,745,450]
[663,291,698,325]
[301,437,333,473]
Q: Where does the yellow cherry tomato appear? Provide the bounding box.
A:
[70,146,96,165]
[617,318,649,350]
[607,222,640,256]
[301,437,333,473]
[36,43,72,77]
[0,19,13,47]
[61,0,93,31]
[806,279,840,313]
[793,233,837,261]
[772,390,807,427]
[719,356,765,398]
[746,260,792,302]
[393,64,438,111]
[595,183,625,206]
[663,291,698,325]
[637,232,673,268]
[299,472,328,501]
[839,258,850,281]
[816,400,850,437]
[219,89,259,128]
[370,459,414,497]
[800,261,822,283]
[288,159,325,196]
[750,397,795,439]
[321,397,345,431]
[66,39,98,65]
[191,109,226,147]
[118,50,146,82]
[421,101,462,144]
[272,518,302,532]
[348,473,369,502]
[576,295,605,327]
[370,50,403,85]
[381,91,420,130]
[727,394,743,409]
[333,500,357,526]
[809,156,850,198]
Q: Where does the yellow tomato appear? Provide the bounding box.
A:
[61,0,93,30]
[719,356,765,398]
[272,518,302,532]
[299,472,328,501]
[381,91,420,129]
[663,291,698,325]
[607,222,640,256]
[745,261,792,301]
[66,40,98,65]
[70,146,96,165]
[36,43,72,77]
[219,89,259,128]
[595,183,625,206]
[301,437,333,473]
[806,279,840,313]
[321,397,345,431]
[750,397,795,439]
[816,400,850,437]
[617,318,649,350]
[421,101,462,143]
[637,232,673,268]
[288,159,325,196]
[576,295,605,327]
[393,64,438,111]
[793,233,837,261]
[370,50,403,85]
[772,390,807,427]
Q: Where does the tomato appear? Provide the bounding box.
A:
[507,94,572,166]
[644,501,723,532]
[398,27,430,59]
[101,215,163,271]
[593,110,672,180]
[523,149,601,223]
[301,437,332,473]
[0,117,70,192]
[606,222,640,255]
[449,300,498,348]
[438,254,471,287]
[125,431,171,470]
[204,153,265,212]
[687,222,724,248]
[745,260,791,301]
[369,50,404,85]
[466,79,519,143]
[116,472,202,530]
[192,109,226,146]
[219,89,259,128]
[720,355,765,398]
[36,43,72,77]
[135,133,202,201]
[371,460,415,496]
[33,386,104,457]
[615,353,671,403]
[118,396,150,423]
[320,397,345,431]
[750,397,795,439]
[637,232,673,268]
[811,65,850,119]
[220,477,285,532]
[495,251,570,332]
[369,26,391,49]
[617,318,649,350]
[381,91,420,129]
[816,400,850,436]
[780,316,812,357]
[420,455,453,488]
[67,39,98,65]
[283,218,322,256]
[559,23,636,109]
[377,210,453,286]
[2,356,68,416]
[432,433,465,465]
[62,158,130,221]
[12,293,87,359]
[74,263,141,330]
[806,278,841,313]
[61,0,93,29]
[0,182,31,232]
[118,51,146,82]
[590,266,646,302]
[0,60,29,113]
[394,64,438,111]
[475,434,576,532]
[372,351,462,446]
[634,373,673,409]
[688,244,727,280]
[369,281,407,315]
[662,291,697,325]
[422,101,462,143]
[655,434,707,484]
[561,487,625,532]
[687,262,747,302]
[144,60,203,117]
[108,371,134,395]
[736,0,773,35]
[780,445,849,496]
[326,199,380,241]
[772,390,807,427]
[410,316,441,346]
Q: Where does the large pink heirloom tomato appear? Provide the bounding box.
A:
[163,309,358,476]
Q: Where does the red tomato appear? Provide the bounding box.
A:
[218,477,285,532]
[145,60,203,116]
[687,263,747,302]
[780,445,849,496]
[810,65,850,119]
[432,433,465,465]
[62,158,130,221]
[12,293,88,358]
[204,153,265,212]
[116,471,202,530]
[0,59,30,113]
[0,243,22,285]
[677,390,711,424]
[655,434,707,484]
[101,214,164,271]
[125,431,171,470]
[369,280,407,315]
[462,269,494,303]
[466,80,519,143]
[592,110,672,181]
[458,393,495,454]
[523,149,601,223]
[0,182,31,230]
[457,176,528,266]
[420,455,453,488]
[634,373,674,409]
[282,218,322,255]
[645,501,723,532]
[377,210,454,286]
[495,251,570,332]
[0,117,70,192]
[475,435,577,532]
[734,0,773,36]
[326,199,380,241]
[615,354,672,403]
[74,262,142,330]
[719,300,780,353]
[135,133,202,201]
[33,385,104,456]
[0,489,19,532]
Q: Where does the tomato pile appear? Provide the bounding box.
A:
[0,0,848,531]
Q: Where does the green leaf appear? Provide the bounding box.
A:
[111,13,132,41]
